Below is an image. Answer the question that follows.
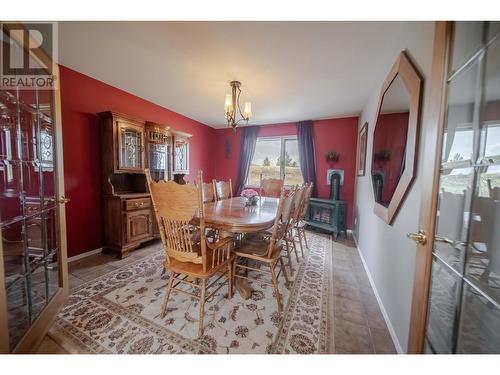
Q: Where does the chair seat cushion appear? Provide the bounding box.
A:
[234,236,281,261]
[166,250,235,279]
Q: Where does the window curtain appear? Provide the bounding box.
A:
[235,125,260,195]
[297,120,317,196]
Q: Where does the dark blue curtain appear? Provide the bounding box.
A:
[235,125,260,195]
[297,120,317,196]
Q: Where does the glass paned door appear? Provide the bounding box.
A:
[118,122,144,171]
[145,125,171,182]
[0,27,64,352]
[247,137,304,186]
[247,138,282,186]
[150,144,167,172]
[425,21,500,354]
[283,138,303,186]
[174,141,188,173]
[149,143,167,179]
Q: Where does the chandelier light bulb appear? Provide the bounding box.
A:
[243,102,252,120]
[224,94,232,112]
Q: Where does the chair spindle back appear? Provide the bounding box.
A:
[213,179,232,200]
[201,182,215,203]
[260,173,284,198]
[299,182,314,220]
[290,185,306,227]
[146,169,209,272]
[266,187,296,258]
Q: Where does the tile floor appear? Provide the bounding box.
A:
[331,236,396,354]
[37,232,397,354]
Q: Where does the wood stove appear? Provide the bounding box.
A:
[306,171,347,239]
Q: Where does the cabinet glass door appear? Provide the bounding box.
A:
[150,144,166,171]
[118,123,143,170]
[174,140,188,173]
[149,142,170,181]
[146,126,171,182]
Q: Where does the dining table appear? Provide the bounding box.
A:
[202,196,280,299]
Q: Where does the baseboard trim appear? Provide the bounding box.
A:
[67,248,103,263]
[352,235,404,354]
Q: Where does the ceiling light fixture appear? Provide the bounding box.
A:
[224,80,252,130]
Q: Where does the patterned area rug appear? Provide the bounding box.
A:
[49,232,334,354]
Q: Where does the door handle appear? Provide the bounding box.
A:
[407,229,427,245]
[434,235,454,245]
[58,196,70,204]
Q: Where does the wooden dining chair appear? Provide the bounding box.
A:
[146,169,235,337]
[256,186,298,276]
[200,181,219,242]
[233,187,292,313]
[201,182,216,203]
[213,179,232,200]
[260,173,284,198]
[293,182,314,251]
[284,185,306,265]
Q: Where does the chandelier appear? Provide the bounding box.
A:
[224,81,252,130]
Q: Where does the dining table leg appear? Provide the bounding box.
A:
[219,230,253,299]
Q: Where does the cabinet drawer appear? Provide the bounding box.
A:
[124,198,151,211]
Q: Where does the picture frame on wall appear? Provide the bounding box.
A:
[357,122,368,176]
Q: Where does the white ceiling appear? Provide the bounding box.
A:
[380,75,410,114]
[58,21,433,128]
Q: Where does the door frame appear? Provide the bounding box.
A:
[0,22,69,353]
[407,21,453,353]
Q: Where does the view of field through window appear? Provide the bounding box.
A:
[247,137,304,187]
[440,125,500,196]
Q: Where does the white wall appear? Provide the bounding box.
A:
[353,22,435,353]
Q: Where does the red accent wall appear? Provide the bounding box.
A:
[211,128,242,189]
[372,112,409,204]
[213,117,359,228]
[59,66,216,258]
[313,117,359,228]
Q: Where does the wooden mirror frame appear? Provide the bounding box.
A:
[357,122,368,176]
[372,51,423,224]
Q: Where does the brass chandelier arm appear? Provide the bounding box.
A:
[235,87,247,120]
[225,80,250,129]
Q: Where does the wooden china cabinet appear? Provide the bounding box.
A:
[98,112,175,258]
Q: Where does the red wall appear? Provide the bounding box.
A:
[372,112,409,204]
[211,127,242,188]
[313,118,358,228]
[213,117,359,228]
[59,66,216,257]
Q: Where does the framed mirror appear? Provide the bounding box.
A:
[371,51,423,224]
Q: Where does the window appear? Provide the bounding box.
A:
[246,136,304,187]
